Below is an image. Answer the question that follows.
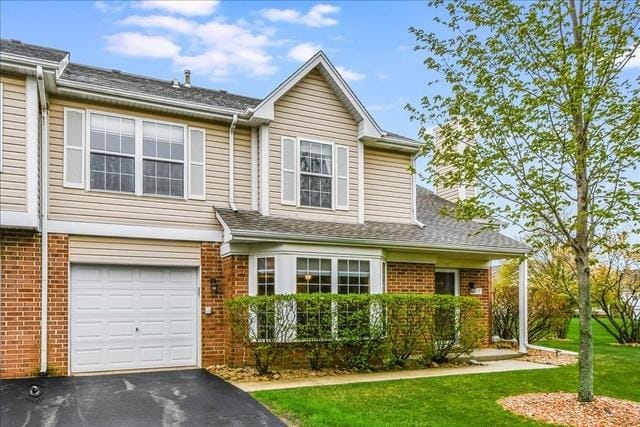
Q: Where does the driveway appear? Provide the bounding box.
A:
[0,369,284,427]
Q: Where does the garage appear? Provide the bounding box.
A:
[70,264,199,373]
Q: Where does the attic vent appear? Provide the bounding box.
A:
[219,90,227,94]
[172,79,180,88]
[112,69,121,74]
[11,39,22,44]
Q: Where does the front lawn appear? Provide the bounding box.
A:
[252,319,639,426]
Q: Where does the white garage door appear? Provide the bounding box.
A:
[70,264,199,373]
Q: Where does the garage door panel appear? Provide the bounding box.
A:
[71,264,198,373]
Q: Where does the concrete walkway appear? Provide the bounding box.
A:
[237,359,556,392]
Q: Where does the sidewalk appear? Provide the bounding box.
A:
[236,359,556,392]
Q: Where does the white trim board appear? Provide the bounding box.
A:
[48,220,223,242]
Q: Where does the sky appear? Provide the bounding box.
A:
[0,0,437,147]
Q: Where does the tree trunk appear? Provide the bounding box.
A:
[575,248,594,402]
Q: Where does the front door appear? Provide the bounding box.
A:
[434,270,459,340]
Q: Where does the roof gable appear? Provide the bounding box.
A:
[251,51,382,139]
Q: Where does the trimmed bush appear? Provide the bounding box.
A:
[226,293,485,374]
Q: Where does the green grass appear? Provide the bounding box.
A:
[252,320,639,426]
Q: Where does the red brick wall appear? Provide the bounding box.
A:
[222,255,249,367]
[0,229,41,378]
[47,233,68,375]
[387,262,435,293]
[460,268,492,343]
[200,242,225,366]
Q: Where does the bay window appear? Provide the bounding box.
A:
[256,257,275,340]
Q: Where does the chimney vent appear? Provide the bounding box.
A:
[184,70,191,88]
[172,79,180,88]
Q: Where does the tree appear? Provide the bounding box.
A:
[410,0,640,402]
[591,234,640,344]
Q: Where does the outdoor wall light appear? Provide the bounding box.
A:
[210,278,222,295]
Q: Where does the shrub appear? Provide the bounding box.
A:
[422,295,485,363]
[382,294,430,366]
[227,293,486,372]
[226,295,297,375]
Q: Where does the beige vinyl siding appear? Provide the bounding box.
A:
[68,235,200,266]
[48,97,246,230]
[0,73,27,212]
[269,68,359,222]
[233,126,252,209]
[364,147,413,223]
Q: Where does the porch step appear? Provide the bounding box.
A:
[455,348,523,363]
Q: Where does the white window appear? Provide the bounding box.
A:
[300,140,333,208]
[337,260,370,294]
[280,137,350,210]
[89,113,135,193]
[256,257,276,340]
[143,121,185,197]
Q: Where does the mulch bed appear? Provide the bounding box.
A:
[499,392,640,427]
[520,349,577,366]
[208,359,467,383]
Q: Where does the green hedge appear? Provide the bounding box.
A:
[226,293,485,374]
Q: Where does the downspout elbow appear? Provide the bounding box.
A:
[228,114,238,212]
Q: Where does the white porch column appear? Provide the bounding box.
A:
[518,257,529,353]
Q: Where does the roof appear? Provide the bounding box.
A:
[383,130,420,144]
[0,38,68,63]
[215,186,530,254]
[59,63,261,112]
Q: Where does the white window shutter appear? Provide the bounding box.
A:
[188,128,206,200]
[335,145,349,210]
[63,108,85,188]
[281,137,296,205]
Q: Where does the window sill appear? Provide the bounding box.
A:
[83,188,188,201]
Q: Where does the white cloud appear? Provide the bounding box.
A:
[626,50,640,69]
[94,1,126,13]
[119,15,196,33]
[105,32,181,58]
[368,98,405,112]
[336,65,365,82]
[107,16,278,79]
[136,0,219,16]
[287,43,321,62]
[260,4,339,27]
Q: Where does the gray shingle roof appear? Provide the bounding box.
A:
[1,38,68,63]
[383,130,421,145]
[216,186,529,254]
[59,63,262,111]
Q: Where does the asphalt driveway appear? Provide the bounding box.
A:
[0,369,284,427]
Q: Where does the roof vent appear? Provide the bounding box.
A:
[112,69,121,74]
[219,90,227,94]
[10,39,22,44]
[184,70,191,88]
[172,79,180,88]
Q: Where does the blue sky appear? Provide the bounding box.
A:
[0,0,437,148]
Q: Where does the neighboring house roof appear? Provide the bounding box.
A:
[58,63,261,112]
[216,186,530,255]
[0,38,68,63]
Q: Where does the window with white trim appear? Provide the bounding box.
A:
[143,121,185,197]
[296,257,333,339]
[337,260,370,294]
[299,140,333,208]
[89,113,135,193]
[256,257,276,340]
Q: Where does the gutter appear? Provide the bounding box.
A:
[228,114,238,211]
[36,65,49,376]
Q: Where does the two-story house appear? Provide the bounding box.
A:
[0,39,529,378]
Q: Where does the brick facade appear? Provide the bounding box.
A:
[47,233,69,375]
[0,229,41,378]
[221,255,249,367]
[387,262,435,293]
[460,268,492,343]
[200,242,225,366]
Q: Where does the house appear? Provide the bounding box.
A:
[0,39,530,378]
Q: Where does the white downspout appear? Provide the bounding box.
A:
[228,114,238,211]
[411,153,425,228]
[37,66,49,375]
[518,256,529,353]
